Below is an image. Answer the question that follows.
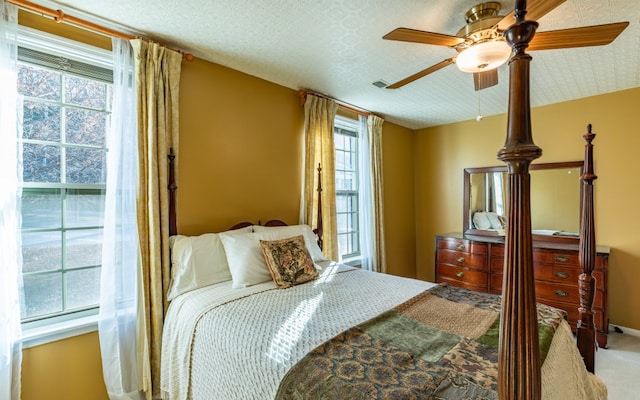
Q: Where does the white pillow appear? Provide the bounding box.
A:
[167,226,252,300]
[473,212,492,230]
[486,212,504,230]
[220,226,326,289]
[252,224,327,262]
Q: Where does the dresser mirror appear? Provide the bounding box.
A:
[463,161,583,241]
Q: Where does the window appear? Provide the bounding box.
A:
[16,29,113,326]
[334,117,360,259]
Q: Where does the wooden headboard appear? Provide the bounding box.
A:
[228,219,288,231]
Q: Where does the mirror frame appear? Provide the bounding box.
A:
[463,161,584,242]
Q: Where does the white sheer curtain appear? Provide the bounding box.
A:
[358,114,386,273]
[358,115,375,271]
[0,2,22,400]
[98,38,143,400]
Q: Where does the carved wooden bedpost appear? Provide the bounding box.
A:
[577,125,597,372]
[497,0,542,399]
[315,163,324,250]
[168,148,177,236]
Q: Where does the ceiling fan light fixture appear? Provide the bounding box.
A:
[456,40,512,73]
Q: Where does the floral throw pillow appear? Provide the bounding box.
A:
[259,235,319,288]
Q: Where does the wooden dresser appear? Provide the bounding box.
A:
[435,232,610,348]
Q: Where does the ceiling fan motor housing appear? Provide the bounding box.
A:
[457,2,505,43]
[464,2,501,24]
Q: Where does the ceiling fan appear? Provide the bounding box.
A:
[383,0,629,91]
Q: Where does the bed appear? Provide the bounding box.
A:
[160,253,604,400]
[160,1,604,399]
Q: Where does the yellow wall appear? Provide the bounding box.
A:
[415,87,640,330]
[21,332,108,400]
[382,122,417,278]
[177,57,304,233]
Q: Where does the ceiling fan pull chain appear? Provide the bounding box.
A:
[477,92,483,122]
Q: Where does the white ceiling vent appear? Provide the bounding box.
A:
[372,80,389,88]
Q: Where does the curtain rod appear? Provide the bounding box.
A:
[298,89,375,118]
[8,0,194,61]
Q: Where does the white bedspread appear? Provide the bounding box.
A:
[160,262,606,400]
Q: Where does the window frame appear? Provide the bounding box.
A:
[334,116,361,261]
[16,26,113,346]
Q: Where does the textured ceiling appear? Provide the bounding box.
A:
[27,0,640,130]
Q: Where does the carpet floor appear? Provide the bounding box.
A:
[595,327,640,400]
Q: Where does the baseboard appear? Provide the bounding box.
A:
[610,324,640,338]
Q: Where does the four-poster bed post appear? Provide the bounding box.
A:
[168,148,177,237]
[498,0,543,398]
[315,164,324,250]
[577,125,598,373]
[496,0,602,396]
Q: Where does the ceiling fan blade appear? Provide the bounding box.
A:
[528,22,629,51]
[383,28,464,47]
[386,57,456,89]
[474,69,499,91]
[497,0,566,31]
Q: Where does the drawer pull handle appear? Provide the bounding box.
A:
[457,244,465,250]
[554,290,569,297]
[456,257,465,263]
[555,256,569,263]
[456,271,465,278]
[555,271,569,279]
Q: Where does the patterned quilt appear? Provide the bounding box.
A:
[276,284,565,400]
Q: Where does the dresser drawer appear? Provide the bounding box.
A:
[437,276,487,292]
[492,274,603,310]
[437,238,488,255]
[534,250,579,267]
[534,264,580,284]
[537,264,605,291]
[436,263,487,287]
[593,270,605,291]
[535,282,604,309]
[491,261,578,284]
[437,249,487,269]
[436,275,487,293]
[535,282,579,304]
[535,250,606,268]
[491,260,605,290]
[490,256,504,273]
[489,273,503,294]
[594,289,605,309]
[491,246,578,265]
[595,255,607,269]
[594,310,607,334]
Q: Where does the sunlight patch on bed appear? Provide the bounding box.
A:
[267,293,323,365]
[313,261,342,285]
